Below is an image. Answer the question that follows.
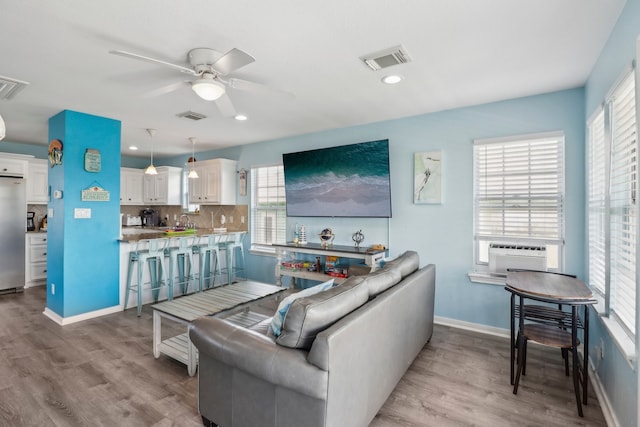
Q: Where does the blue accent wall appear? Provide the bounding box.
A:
[47,110,121,317]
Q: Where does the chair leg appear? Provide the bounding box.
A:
[124,257,136,312]
[572,347,584,417]
[513,337,526,394]
[562,348,569,376]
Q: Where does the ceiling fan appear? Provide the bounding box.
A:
[109,47,287,117]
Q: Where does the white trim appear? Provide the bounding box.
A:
[587,104,605,126]
[588,358,622,427]
[467,272,506,286]
[43,305,122,326]
[434,315,509,338]
[473,130,564,146]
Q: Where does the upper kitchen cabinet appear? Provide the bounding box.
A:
[143,166,182,205]
[26,159,49,204]
[120,167,144,205]
[189,158,237,205]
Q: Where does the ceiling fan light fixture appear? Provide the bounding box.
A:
[188,169,199,179]
[192,78,225,101]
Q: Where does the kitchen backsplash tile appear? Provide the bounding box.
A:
[121,205,248,232]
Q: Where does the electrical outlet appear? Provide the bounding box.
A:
[600,338,605,359]
[51,283,55,295]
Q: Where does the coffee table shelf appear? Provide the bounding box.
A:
[151,280,284,376]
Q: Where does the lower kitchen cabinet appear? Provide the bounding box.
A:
[25,233,47,287]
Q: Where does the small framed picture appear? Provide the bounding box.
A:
[414,151,442,204]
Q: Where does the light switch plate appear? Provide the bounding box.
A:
[74,208,91,219]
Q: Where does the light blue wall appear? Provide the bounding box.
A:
[584,1,640,426]
[170,87,585,326]
[47,110,121,317]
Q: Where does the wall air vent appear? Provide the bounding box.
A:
[0,75,30,100]
[360,45,412,71]
[177,111,207,121]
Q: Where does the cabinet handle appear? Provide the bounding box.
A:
[43,252,47,256]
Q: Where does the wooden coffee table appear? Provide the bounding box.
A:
[151,280,285,376]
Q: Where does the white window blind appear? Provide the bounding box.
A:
[587,108,607,296]
[608,70,637,334]
[473,133,565,267]
[250,165,286,251]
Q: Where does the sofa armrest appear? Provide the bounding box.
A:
[189,317,328,400]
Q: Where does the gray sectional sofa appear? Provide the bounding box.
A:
[189,251,436,427]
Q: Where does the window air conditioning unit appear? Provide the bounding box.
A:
[488,244,547,275]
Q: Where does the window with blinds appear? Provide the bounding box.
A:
[250,165,286,253]
[473,132,565,269]
[608,70,636,336]
[587,108,607,297]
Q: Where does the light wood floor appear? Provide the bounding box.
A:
[0,287,607,427]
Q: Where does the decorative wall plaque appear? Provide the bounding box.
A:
[84,148,101,172]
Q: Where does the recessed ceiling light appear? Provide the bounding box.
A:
[382,75,403,85]
[234,114,248,121]
[129,145,138,151]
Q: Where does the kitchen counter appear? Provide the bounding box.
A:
[119,228,245,243]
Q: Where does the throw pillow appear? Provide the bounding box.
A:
[269,278,335,337]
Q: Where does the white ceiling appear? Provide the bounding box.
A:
[0,0,626,158]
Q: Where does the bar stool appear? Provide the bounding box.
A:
[165,235,196,296]
[124,238,170,316]
[223,232,246,284]
[197,234,226,291]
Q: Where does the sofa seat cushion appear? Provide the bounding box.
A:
[269,279,335,337]
[276,277,369,350]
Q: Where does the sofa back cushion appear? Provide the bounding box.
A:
[276,277,369,350]
[269,279,335,337]
[382,250,419,279]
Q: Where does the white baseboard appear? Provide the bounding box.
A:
[43,305,122,326]
[434,315,510,339]
[435,315,617,427]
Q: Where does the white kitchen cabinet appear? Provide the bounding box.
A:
[120,167,144,205]
[0,156,27,176]
[26,159,49,204]
[143,166,182,205]
[189,158,237,204]
[25,233,47,287]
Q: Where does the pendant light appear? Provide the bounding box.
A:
[144,128,157,175]
[187,137,199,179]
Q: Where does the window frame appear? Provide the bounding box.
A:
[472,131,566,274]
[587,66,637,352]
[249,164,287,256]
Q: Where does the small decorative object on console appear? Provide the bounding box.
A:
[352,229,364,248]
[319,228,335,247]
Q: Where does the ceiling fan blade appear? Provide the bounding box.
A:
[109,50,198,75]
[227,77,295,99]
[212,48,255,76]
[215,94,237,118]
[142,81,188,98]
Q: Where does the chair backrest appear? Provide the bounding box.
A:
[135,238,168,255]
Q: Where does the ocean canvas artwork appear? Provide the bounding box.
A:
[282,139,392,217]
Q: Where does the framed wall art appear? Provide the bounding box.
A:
[414,150,442,204]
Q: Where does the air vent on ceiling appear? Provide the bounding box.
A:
[177,111,207,121]
[360,45,412,71]
[0,75,30,100]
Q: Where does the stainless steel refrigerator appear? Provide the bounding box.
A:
[0,175,26,292]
